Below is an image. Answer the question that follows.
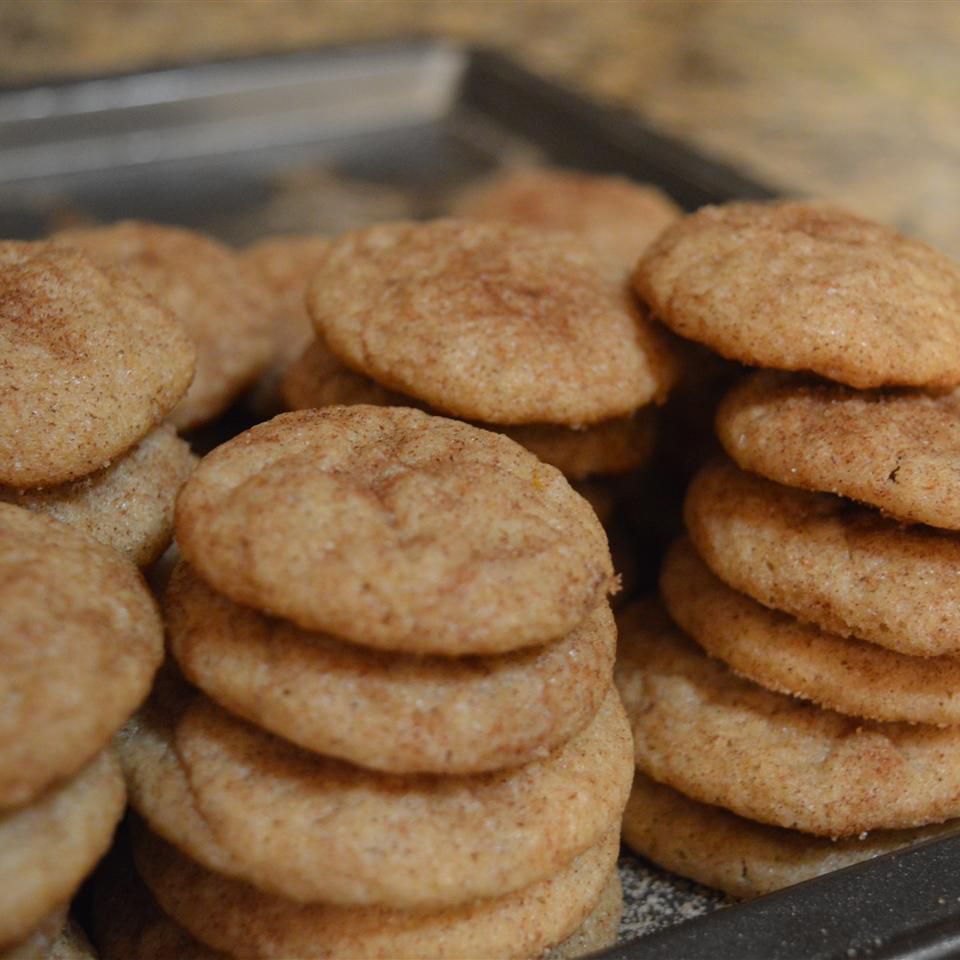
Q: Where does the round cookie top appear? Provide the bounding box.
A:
[175,692,632,908]
[622,771,957,900]
[634,202,960,389]
[662,538,960,726]
[55,220,274,431]
[2,424,195,568]
[453,167,680,275]
[175,407,615,654]
[134,824,619,960]
[615,599,960,837]
[0,241,195,488]
[308,219,678,426]
[0,504,164,809]
[717,370,960,530]
[282,338,657,480]
[0,749,125,950]
[685,459,960,657]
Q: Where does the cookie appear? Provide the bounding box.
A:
[176,691,632,907]
[453,168,680,276]
[2,425,195,567]
[542,870,622,959]
[0,241,195,488]
[133,823,620,960]
[56,220,274,431]
[283,338,656,479]
[717,370,960,531]
[0,749,124,950]
[662,538,960,725]
[634,202,960,389]
[0,504,163,808]
[685,458,960,657]
[175,408,615,655]
[621,771,959,900]
[166,562,616,774]
[242,234,332,416]
[309,219,677,426]
[615,599,960,837]
[242,234,331,372]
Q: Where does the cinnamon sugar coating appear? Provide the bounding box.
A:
[662,538,960,725]
[453,167,679,275]
[0,504,163,809]
[310,220,677,426]
[166,562,616,774]
[175,408,615,655]
[56,221,274,430]
[2,425,195,567]
[175,692,632,907]
[685,458,960,656]
[0,241,194,488]
[133,824,619,960]
[635,202,960,388]
[622,771,958,900]
[615,599,960,837]
[283,338,656,479]
[718,370,960,530]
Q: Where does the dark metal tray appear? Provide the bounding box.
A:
[3,38,959,960]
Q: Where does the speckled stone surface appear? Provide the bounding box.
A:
[1,0,959,255]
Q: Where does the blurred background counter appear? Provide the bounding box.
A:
[2,0,958,255]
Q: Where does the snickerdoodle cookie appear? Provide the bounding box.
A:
[0,241,194,488]
[634,202,960,389]
[621,771,959,900]
[615,599,960,837]
[56,221,274,430]
[175,408,615,654]
[685,459,960,657]
[282,339,656,479]
[166,562,616,774]
[132,823,620,960]
[0,504,163,809]
[2,425,195,567]
[453,167,680,275]
[242,234,332,416]
[175,691,632,907]
[309,220,677,425]
[0,749,124,950]
[242,234,331,372]
[717,370,960,530]
[662,538,960,725]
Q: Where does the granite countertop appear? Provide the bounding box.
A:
[2,0,958,254]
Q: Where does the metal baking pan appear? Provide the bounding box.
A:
[3,38,958,960]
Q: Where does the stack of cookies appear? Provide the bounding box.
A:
[0,503,164,955]
[0,240,197,568]
[116,406,635,959]
[279,218,679,526]
[615,201,960,897]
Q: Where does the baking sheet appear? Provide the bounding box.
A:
[5,38,957,960]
